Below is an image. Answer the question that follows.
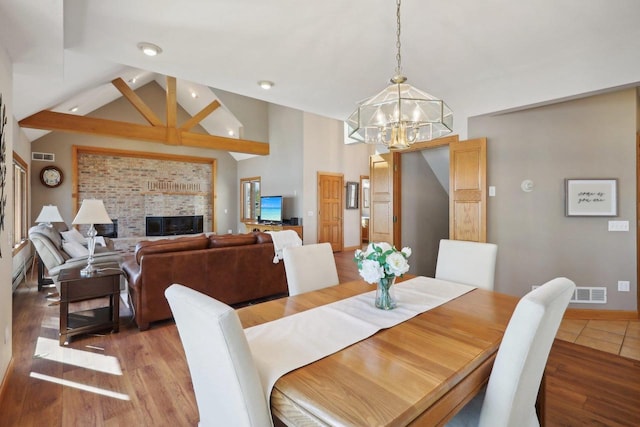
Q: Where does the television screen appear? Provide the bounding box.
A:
[260,196,283,223]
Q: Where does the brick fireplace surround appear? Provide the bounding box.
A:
[75,147,215,254]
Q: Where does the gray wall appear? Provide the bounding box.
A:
[469,89,637,310]
[212,88,269,143]
[237,106,372,246]
[31,82,240,235]
[236,104,304,232]
[401,151,450,277]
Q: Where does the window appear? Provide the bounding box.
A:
[13,153,28,250]
[240,177,260,222]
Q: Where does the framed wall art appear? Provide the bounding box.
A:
[565,178,617,217]
[346,181,359,209]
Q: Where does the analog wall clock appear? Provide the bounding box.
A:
[40,165,63,188]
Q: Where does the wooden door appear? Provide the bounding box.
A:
[317,172,343,251]
[370,154,400,247]
[449,138,487,242]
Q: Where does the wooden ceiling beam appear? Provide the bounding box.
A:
[20,110,167,141]
[166,76,177,129]
[180,100,221,131]
[182,132,269,155]
[19,110,270,155]
[111,78,163,126]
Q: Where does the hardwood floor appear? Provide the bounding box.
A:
[0,249,639,426]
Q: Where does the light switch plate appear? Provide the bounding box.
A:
[618,281,630,292]
[608,221,629,231]
[489,186,496,197]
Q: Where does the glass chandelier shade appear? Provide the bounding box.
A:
[346,0,453,150]
[347,81,453,150]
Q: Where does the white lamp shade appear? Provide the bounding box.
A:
[72,199,113,225]
[35,205,64,224]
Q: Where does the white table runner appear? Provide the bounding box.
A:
[244,276,475,401]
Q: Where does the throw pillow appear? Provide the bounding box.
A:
[61,228,87,244]
[62,240,89,258]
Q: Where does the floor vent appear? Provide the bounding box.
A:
[532,285,606,304]
[32,152,55,162]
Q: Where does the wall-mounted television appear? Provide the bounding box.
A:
[259,195,283,224]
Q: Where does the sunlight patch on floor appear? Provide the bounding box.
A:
[33,336,123,375]
[29,372,130,401]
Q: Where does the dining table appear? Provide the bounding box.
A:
[236,276,520,426]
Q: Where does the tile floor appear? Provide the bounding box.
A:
[557,319,640,361]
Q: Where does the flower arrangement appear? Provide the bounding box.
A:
[354,242,412,284]
[354,242,411,310]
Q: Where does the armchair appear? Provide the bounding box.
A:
[29,224,123,292]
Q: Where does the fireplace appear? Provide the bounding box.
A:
[146,215,204,236]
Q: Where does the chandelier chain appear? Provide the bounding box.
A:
[395,0,402,76]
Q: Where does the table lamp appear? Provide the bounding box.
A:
[72,199,112,276]
[35,205,64,227]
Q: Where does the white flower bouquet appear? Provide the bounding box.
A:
[354,242,411,284]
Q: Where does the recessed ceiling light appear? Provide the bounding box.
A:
[228,130,235,136]
[137,42,162,57]
[69,106,79,113]
[191,91,198,99]
[258,80,274,90]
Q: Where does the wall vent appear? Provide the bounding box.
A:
[32,152,55,162]
[532,285,606,304]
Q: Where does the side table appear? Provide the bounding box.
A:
[58,264,123,346]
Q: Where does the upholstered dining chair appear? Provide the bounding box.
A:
[446,277,576,427]
[164,284,272,427]
[283,242,339,296]
[435,239,498,290]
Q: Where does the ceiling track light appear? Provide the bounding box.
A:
[137,42,162,57]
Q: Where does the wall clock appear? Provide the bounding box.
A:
[40,165,64,188]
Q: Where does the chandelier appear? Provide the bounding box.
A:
[346,0,453,150]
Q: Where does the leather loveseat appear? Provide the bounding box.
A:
[122,232,288,330]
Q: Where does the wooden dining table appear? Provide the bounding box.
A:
[236,278,520,426]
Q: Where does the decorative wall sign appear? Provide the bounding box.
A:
[0,94,7,258]
[565,179,617,217]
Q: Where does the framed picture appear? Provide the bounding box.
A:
[346,181,359,209]
[565,179,617,217]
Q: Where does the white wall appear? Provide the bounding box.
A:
[0,41,13,385]
[469,89,637,310]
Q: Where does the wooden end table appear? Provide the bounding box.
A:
[58,264,123,346]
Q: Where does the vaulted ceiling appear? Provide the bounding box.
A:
[1,0,639,151]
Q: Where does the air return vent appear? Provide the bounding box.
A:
[32,152,55,162]
[532,285,606,304]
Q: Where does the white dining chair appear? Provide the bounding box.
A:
[446,277,576,427]
[283,243,339,296]
[164,284,272,427]
[435,239,498,290]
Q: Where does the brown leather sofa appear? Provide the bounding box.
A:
[122,232,288,330]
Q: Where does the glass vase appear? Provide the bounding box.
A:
[375,275,397,310]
